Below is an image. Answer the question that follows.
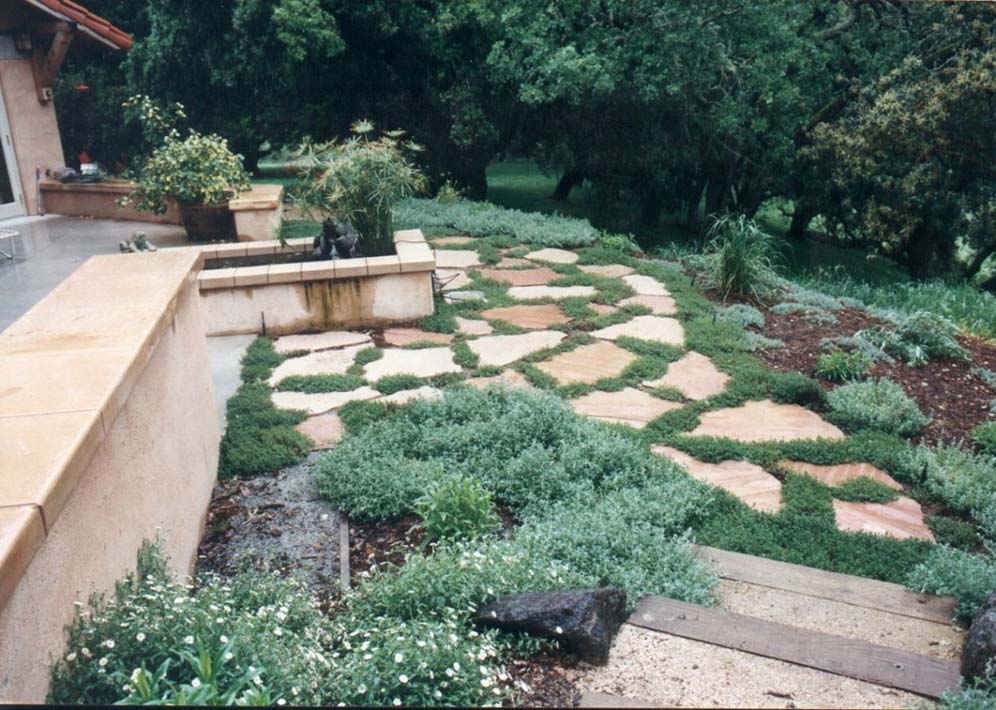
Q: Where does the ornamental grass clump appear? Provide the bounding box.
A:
[703,214,781,301]
[826,378,929,436]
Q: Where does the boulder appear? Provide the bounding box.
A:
[473,588,627,664]
[963,593,996,682]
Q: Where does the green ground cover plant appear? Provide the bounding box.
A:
[275,374,365,393]
[899,444,996,515]
[814,348,871,382]
[414,474,500,544]
[972,422,996,455]
[825,379,930,436]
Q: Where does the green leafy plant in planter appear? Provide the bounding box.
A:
[292,120,427,257]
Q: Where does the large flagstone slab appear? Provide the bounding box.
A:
[833,498,934,541]
[508,285,597,301]
[592,315,685,346]
[496,257,533,269]
[525,247,579,264]
[653,445,783,513]
[571,388,682,429]
[780,460,903,491]
[643,351,729,400]
[382,328,454,347]
[380,386,443,405]
[465,369,533,390]
[274,331,371,354]
[363,347,463,380]
[468,331,566,368]
[267,344,366,385]
[478,267,559,287]
[579,264,634,278]
[455,317,493,336]
[690,400,845,442]
[623,274,670,296]
[437,269,472,291]
[273,387,380,415]
[435,250,482,268]
[480,304,569,330]
[619,294,678,316]
[295,413,344,450]
[535,340,638,384]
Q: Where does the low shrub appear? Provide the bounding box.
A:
[972,422,996,455]
[826,379,929,436]
[908,545,996,623]
[862,310,969,366]
[927,516,979,551]
[415,474,500,543]
[598,232,639,253]
[899,444,996,514]
[715,304,765,329]
[939,686,996,710]
[815,348,871,382]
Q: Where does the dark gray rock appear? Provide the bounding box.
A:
[314,218,359,259]
[473,588,627,664]
[963,593,996,682]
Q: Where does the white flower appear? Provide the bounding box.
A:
[434,690,443,699]
[416,640,426,648]
[277,700,286,706]
[183,635,194,645]
[224,652,234,661]
[135,633,146,642]
[104,640,115,649]
[191,678,202,689]
[81,647,92,658]
[292,687,300,697]
[99,657,109,667]
[394,652,404,663]
[481,677,493,688]
[276,611,287,622]
[66,653,77,662]
[253,676,263,687]
[357,684,367,694]
[393,699,401,706]
[130,668,142,683]
[399,675,409,684]
[453,662,461,671]
[273,627,284,637]
[220,635,229,644]
[554,626,563,635]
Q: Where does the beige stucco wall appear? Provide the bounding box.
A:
[0,59,64,215]
[0,284,219,702]
[39,179,182,224]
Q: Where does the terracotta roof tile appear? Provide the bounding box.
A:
[27,0,132,50]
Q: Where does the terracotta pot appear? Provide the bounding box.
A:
[178,201,235,242]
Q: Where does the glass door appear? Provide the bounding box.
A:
[0,83,25,220]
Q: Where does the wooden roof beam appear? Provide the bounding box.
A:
[31,21,74,103]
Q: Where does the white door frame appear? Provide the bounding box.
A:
[0,81,25,220]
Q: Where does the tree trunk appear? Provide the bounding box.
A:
[640,187,663,227]
[685,179,706,233]
[551,168,584,201]
[788,201,816,241]
[965,242,996,279]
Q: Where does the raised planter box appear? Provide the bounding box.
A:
[192,228,436,335]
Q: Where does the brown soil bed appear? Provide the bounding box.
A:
[504,650,582,707]
[206,250,325,269]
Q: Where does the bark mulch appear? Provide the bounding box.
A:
[504,651,582,708]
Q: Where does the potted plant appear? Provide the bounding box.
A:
[293,120,426,256]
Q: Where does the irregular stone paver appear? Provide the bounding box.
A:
[430,235,476,245]
[643,351,729,400]
[267,344,366,386]
[525,247,579,264]
[455,316,493,336]
[690,400,845,443]
[572,388,682,429]
[273,331,371,354]
[623,274,670,296]
[480,304,569,330]
[478,267,559,287]
[654,445,783,513]
[380,386,443,405]
[508,285,596,301]
[779,460,903,491]
[465,370,534,390]
[496,257,533,269]
[272,386,380,415]
[833,498,934,541]
[435,250,482,268]
[588,304,618,316]
[535,341,638,385]
[382,328,454,347]
[579,264,635,278]
[444,290,486,303]
[294,413,344,450]
[468,331,566,368]
[363,347,463,380]
[437,268,472,291]
[619,294,678,316]
[592,315,685,346]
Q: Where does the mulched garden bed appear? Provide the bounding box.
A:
[503,650,582,708]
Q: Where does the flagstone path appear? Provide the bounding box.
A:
[619,294,678,315]
[477,266,559,286]
[362,347,462,380]
[479,304,569,329]
[524,247,578,264]
[643,351,730,400]
[535,341,638,384]
[273,331,371,354]
[691,399,846,442]
[572,389,683,429]
[592,315,684,346]
[381,328,454,346]
[468,331,565,368]
[653,445,783,514]
[507,284,596,300]
[434,250,482,268]
[780,460,903,490]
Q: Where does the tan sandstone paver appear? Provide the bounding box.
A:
[508,285,596,301]
[622,274,670,296]
[480,304,569,329]
[434,250,482,268]
[363,347,462,380]
[468,331,566,368]
[495,257,533,269]
[643,351,729,400]
[455,317,493,336]
[833,498,935,542]
[525,247,579,264]
[653,445,783,513]
[592,315,685,346]
[437,269,472,291]
[267,344,366,386]
[571,388,682,429]
[294,413,344,450]
[478,267,560,287]
[535,341,638,385]
[465,370,534,390]
[430,235,476,245]
[579,264,635,278]
[380,386,443,405]
[780,460,903,491]
[274,331,371,354]
[382,328,454,347]
[619,294,678,316]
[272,387,380,415]
[690,400,846,442]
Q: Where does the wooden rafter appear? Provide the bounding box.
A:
[30,21,74,103]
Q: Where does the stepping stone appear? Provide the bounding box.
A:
[508,285,596,301]
[455,316,493,336]
[496,257,533,269]
[579,264,635,278]
[619,294,678,316]
[294,413,344,450]
[779,461,903,491]
[622,274,670,296]
[690,400,845,442]
[382,328,454,347]
[267,344,366,386]
[272,386,380,415]
[643,351,729,400]
[468,331,566,368]
[653,445,783,513]
[833,498,934,542]
[480,304,569,330]
[380,386,442,405]
[525,247,578,264]
[430,235,475,245]
[444,290,486,303]
[535,341,638,385]
[465,370,533,390]
[363,347,463,380]
[572,388,683,429]
[273,331,371,354]
[593,315,685,346]
[436,268,471,292]
[588,304,618,316]
[478,266,559,287]
[435,250,481,268]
